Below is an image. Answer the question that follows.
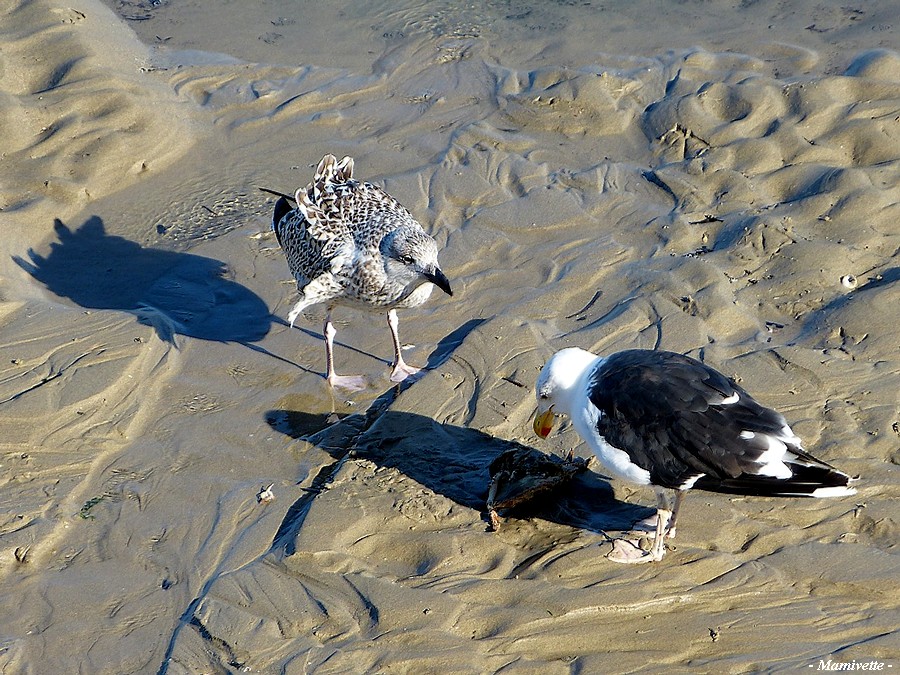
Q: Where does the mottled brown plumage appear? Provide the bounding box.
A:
[272,154,452,389]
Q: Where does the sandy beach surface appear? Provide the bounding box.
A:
[1,0,898,672]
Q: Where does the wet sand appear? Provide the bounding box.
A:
[0,0,898,671]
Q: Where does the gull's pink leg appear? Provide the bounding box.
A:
[387,309,420,383]
[324,309,366,391]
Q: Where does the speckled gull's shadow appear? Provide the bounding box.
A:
[14,216,273,345]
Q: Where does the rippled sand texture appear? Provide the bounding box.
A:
[1,0,898,672]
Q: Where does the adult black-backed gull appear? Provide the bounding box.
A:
[533,347,857,563]
[272,154,452,390]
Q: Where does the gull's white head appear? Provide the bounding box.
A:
[534,347,599,438]
[382,226,453,298]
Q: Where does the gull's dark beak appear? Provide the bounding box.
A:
[424,266,453,296]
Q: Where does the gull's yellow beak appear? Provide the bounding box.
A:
[533,407,555,439]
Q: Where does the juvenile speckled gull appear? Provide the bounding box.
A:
[534,347,856,564]
[272,154,452,390]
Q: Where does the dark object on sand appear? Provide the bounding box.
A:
[486,446,592,530]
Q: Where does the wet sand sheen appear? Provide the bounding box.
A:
[0,0,897,672]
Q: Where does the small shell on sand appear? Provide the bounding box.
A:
[257,484,275,503]
[841,274,858,289]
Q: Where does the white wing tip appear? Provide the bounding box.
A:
[679,473,705,490]
[811,485,857,498]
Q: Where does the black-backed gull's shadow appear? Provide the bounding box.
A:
[14,216,272,344]
[265,409,650,541]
